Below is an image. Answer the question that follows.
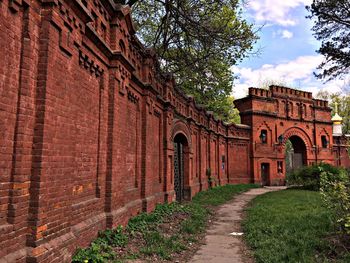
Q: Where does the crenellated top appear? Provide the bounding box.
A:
[246,86,329,108]
[249,86,314,100]
[248,87,272,98]
[313,99,329,108]
[236,85,332,124]
[270,85,313,100]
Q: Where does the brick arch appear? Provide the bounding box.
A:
[171,119,192,201]
[171,119,192,150]
[281,127,312,150]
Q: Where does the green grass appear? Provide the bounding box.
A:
[179,184,260,236]
[243,189,350,263]
[72,184,258,262]
[192,184,260,206]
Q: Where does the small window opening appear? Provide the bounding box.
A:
[321,135,328,148]
[260,130,267,144]
[277,161,283,173]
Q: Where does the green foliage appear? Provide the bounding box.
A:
[72,184,258,262]
[209,96,241,124]
[130,0,258,121]
[127,202,183,233]
[332,94,350,134]
[224,96,241,124]
[72,241,116,263]
[243,190,338,262]
[286,163,342,191]
[140,232,186,259]
[316,90,350,134]
[181,204,208,234]
[95,226,128,247]
[72,226,128,262]
[307,0,350,81]
[284,140,293,173]
[192,184,259,206]
[320,168,350,234]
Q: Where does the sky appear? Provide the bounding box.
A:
[232,0,350,99]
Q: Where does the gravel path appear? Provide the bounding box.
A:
[189,187,286,263]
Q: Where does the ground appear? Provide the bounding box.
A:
[190,187,285,263]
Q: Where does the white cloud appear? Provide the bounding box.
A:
[273,30,294,39]
[247,0,312,26]
[281,30,293,39]
[232,55,322,86]
[231,55,350,99]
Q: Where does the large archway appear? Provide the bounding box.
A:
[234,86,336,186]
[173,133,189,202]
[285,135,307,174]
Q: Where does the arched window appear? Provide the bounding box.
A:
[321,135,328,148]
[260,130,267,144]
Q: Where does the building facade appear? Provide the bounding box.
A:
[0,1,349,262]
[235,86,339,185]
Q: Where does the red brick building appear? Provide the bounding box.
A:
[234,86,341,186]
[0,1,349,262]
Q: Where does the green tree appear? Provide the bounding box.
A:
[316,90,350,134]
[307,0,350,80]
[117,0,258,122]
[209,96,240,124]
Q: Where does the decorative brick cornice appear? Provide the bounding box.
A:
[9,0,30,12]
[78,50,104,77]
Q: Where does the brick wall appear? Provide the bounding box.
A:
[0,1,348,262]
[0,1,252,262]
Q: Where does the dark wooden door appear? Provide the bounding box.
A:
[174,142,184,201]
[261,163,270,186]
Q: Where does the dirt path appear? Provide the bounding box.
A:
[188,187,286,263]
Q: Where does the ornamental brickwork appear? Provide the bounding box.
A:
[0,1,349,262]
[234,86,347,185]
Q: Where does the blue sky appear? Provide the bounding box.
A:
[232,0,349,98]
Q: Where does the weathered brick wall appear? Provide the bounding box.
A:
[1,0,347,262]
[1,0,42,261]
[0,1,252,262]
[333,136,350,169]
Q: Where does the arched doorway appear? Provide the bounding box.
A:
[173,133,189,202]
[285,135,307,174]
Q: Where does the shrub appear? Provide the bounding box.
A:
[286,163,342,191]
[72,241,115,263]
[320,168,350,234]
[95,226,128,247]
[72,226,127,262]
